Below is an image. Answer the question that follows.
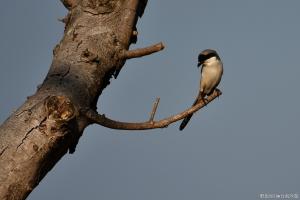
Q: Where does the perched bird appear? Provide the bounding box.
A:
[179,49,223,131]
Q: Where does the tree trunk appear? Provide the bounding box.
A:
[0,1,222,199]
[0,1,143,199]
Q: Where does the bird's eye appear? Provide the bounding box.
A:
[198,54,205,62]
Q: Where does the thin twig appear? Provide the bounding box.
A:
[149,97,160,122]
[84,89,222,130]
[120,42,165,59]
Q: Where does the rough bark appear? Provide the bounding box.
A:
[0,1,221,199]
[0,1,144,199]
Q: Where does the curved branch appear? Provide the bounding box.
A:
[84,89,222,130]
[120,42,165,59]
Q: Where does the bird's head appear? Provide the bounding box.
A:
[197,49,220,67]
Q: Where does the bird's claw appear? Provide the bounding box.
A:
[202,98,208,106]
[215,88,222,96]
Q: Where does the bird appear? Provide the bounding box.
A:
[179,49,223,131]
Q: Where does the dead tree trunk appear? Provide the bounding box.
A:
[0,1,221,199]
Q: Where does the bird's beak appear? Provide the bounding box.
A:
[197,61,203,67]
[197,54,205,67]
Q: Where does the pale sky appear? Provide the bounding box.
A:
[1,1,300,199]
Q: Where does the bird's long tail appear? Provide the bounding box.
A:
[179,92,204,131]
[179,113,194,131]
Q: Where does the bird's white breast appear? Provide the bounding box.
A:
[200,57,223,95]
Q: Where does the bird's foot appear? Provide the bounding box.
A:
[215,88,222,96]
[202,98,208,106]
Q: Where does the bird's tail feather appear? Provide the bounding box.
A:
[179,113,193,130]
[179,92,204,131]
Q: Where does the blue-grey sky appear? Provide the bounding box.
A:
[1,1,300,200]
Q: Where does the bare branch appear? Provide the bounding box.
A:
[120,42,165,59]
[84,89,222,130]
[149,97,160,122]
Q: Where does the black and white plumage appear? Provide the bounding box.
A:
[179,49,223,131]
